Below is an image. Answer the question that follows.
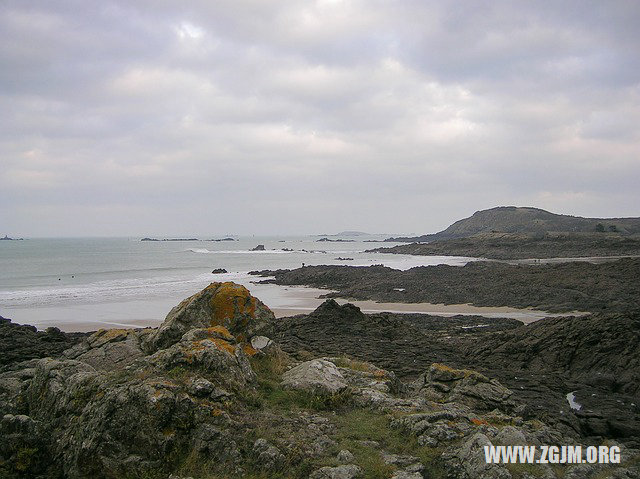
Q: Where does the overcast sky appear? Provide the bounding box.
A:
[1,1,639,236]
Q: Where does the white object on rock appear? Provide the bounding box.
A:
[251,335,273,350]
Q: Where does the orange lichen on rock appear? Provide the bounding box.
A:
[432,363,457,373]
[205,325,234,341]
[242,344,258,357]
[211,338,236,355]
[88,328,133,348]
[470,418,489,426]
[208,282,256,331]
[431,363,487,381]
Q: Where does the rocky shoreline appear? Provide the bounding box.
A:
[250,257,640,313]
[372,232,640,260]
[1,282,638,478]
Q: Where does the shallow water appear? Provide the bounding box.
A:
[1,235,484,330]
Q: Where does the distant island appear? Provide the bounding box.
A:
[316,238,355,243]
[314,231,369,237]
[140,237,199,242]
[1,235,23,241]
[206,238,237,242]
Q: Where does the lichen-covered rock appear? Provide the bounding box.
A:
[146,328,256,390]
[252,438,286,471]
[413,363,515,412]
[281,359,348,395]
[337,449,355,463]
[0,413,57,477]
[391,472,423,479]
[65,328,147,370]
[145,282,275,352]
[445,432,512,479]
[26,358,99,420]
[309,464,362,479]
[493,425,528,445]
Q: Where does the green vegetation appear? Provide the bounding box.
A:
[506,462,549,478]
[256,380,354,411]
[332,409,447,479]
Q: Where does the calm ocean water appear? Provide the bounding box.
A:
[0,235,475,330]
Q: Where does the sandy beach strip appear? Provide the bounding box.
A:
[2,282,582,332]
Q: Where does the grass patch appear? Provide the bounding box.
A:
[333,409,447,479]
[506,463,548,478]
[256,379,353,411]
[167,366,189,381]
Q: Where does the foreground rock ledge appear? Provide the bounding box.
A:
[0,283,637,479]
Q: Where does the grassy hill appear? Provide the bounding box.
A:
[387,206,640,242]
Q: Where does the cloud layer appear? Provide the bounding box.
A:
[1,0,639,236]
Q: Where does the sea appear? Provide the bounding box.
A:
[0,235,549,331]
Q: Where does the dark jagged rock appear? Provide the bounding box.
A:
[251,244,266,251]
[252,259,640,313]
[211,268,228,274]
[462,312,640,441]
[0,316,86,369]
[262,299,519,379]
[464,312,640,395]
[373,232,640,260]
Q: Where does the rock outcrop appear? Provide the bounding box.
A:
[412,363,515,413]
[0,283,271,478]
[145,281,275,352]
[1,286,638,478]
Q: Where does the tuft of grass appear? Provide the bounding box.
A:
[257,379,353,411]
[250,350,290,382]
[330,356,376,373]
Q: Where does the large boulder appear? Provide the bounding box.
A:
[281,359,348,395]
[145,282,275,352]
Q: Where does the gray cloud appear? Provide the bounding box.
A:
[1,0,639,236]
